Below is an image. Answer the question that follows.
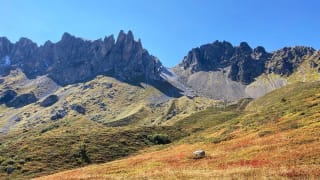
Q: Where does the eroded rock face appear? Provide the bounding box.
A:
[0,30,162,86]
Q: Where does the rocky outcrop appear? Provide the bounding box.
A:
[39,95,59,107]
[50,109,67,121]
[266,46,315,76]
[180,41,235,72]
[228,43,269,84]
[71,104,86,114]
[6,93,38,108]
[0,30,162,86]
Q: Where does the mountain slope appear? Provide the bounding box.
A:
[0,73,217,179]
[36,81,320,179]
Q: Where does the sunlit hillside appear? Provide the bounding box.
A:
[34,82,320,179]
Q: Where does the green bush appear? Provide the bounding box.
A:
[149,134,171,144]
[79,142,90,163]
[211,135,233,144]
[2,158,15,165]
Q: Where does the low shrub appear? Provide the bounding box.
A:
[148,134,171,144]
[40,124,60,134]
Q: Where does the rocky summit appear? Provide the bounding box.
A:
[176,41,317,85]
[0,30,163,86]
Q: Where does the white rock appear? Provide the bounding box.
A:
[193,150,205,159]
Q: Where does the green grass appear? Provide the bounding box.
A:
[0,117,190,179]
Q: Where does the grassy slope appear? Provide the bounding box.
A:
[0,116,189,179]
[0,72,215,133]
[36,82,320,179]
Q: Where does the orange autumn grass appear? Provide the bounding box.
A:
[35,124,320,180]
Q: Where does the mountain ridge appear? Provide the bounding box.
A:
[1,31,320,103]
[0,30,163,86]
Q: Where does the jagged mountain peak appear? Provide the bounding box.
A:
[61,32,74,40]
[0,31,163,86]
[238,41,252,52]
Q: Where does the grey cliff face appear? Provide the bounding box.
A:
[0,31,163,86]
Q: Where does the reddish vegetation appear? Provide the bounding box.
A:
[218,159,270,169]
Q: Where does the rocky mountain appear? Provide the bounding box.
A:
[0,30,162,86]
[172,41,320,100]
[2,32,319,102]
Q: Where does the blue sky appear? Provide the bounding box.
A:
[1,0,319,67]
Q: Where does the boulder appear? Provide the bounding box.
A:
[40,95,59,107]
[193,150,205,159]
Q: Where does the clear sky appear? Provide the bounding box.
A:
[1,0,319,67]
